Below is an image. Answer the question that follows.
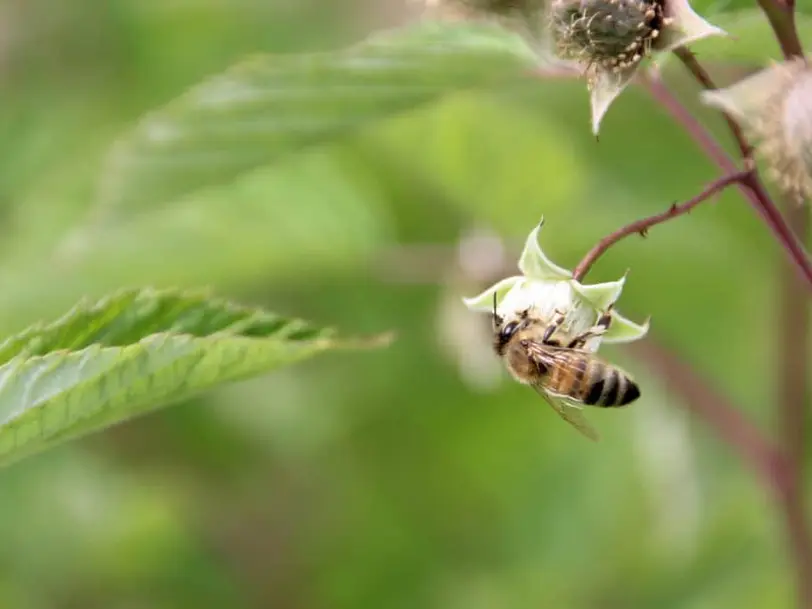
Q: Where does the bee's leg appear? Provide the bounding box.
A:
[566,334,591,349]
[542,309,567,344]
[593,307,613,333]
[566,307,613,349]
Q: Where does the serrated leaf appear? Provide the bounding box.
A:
[100,21,539,214]
[0,288,389,468]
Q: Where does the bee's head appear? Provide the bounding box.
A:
[492,293,523,356]
[491,292,502,331]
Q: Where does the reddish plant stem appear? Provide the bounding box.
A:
[643,76,812,289]
[757,0,803,58]
[532,68,812,288]
[646,39,812,605]
[625,341,783,490]
[777,202,812,609]
[673,47,753,159]
[572,169,750,281]
[744,2,812,604]
[534,29,811,606]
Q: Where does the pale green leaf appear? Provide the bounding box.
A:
[570,276,627,311]
[517,220,572,280]
[0,150,389,336]
[100,21,539,214]
[461,276,522,312]
[602,311,651,344]
[0,288,388,468]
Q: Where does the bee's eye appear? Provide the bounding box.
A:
[501,321,519,342]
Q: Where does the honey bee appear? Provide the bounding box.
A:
[491,294,640,441]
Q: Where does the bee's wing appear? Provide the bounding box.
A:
[531,384,600,442]
[521,340,601,442]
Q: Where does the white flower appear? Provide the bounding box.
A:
[462,220,649,352]
[701,56,812,205]
[548,0,725,134]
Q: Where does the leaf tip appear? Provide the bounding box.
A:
[366,331,398,349]
[334,331,398,351]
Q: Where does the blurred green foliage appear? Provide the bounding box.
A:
[0,287,364,469]
[0,1,807,608]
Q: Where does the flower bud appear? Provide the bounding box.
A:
[702,57,812,204]
[546,0,724,134]
[463,220,649,352]
[550,0,665,72]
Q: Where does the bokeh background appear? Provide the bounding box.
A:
[0,0,809,607]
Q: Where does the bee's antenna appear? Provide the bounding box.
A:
[492,292,501,330]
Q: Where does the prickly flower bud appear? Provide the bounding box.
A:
[463,220,649,353]
[701,56,812,204]
[549,0,724,134]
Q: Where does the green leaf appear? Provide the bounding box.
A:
[0,148,390,336]
[100,21,539,214]
[517,220,573,280]
[0,287,389,468]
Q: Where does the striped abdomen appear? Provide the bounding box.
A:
[546,353,640,407]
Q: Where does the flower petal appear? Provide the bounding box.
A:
[498,280,594,332]
[517,219,572,279]
[700,61,793,123]
[462,276,522,312]
[570,274,627,311]
[602,311,650,344]
[657,0,726,52]
[590,66,637,135]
